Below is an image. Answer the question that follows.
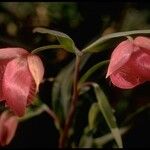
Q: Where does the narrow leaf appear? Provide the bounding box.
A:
[33,27,77,53]
[79,60,109,84]
[80,136,93,148]
[88,102,101,130]
[93,126,130,147]
[51,61,74,121]
[79,126,94,148]
[82,29,150,53]
[51,54,91,121]
[92,83,123,148]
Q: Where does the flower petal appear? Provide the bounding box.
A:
[4,115,18,145]
[0,111,9,146]
[110,61,144,89]
[106,40,134,78]
[0,48,28,60]
[134,36,150,54]
[0,60,10,100]
[0,111,18,146]
[27,80,36,105]
[2,58,33,116]
[27,55,44,92]
[133,51,150,80]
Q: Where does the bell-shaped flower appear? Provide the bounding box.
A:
[0,48,44,116]
[0,111,18,146]
[106,36,150,89]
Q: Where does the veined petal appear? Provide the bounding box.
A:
[106,40,134,78]
[2,58,33,116]
[133,51,150,80]
[0,48,28,60]
[134,36,150,54]
[27,80,36,105]
[110,62,144,89]
[27,55,44,92]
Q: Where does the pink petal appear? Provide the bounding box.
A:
[134,36,150,54]
[133,50,150,80]
[27,55,44,92]
[4,115,18,145]
[0,112,18,146]
[2,58,33,117]
[0,111,9,146]
[0,111,9,126]
[106,40,134,78]
[0,60,10,100]
[27,80,36,105]
[110,58,145,89]
[0,48,28,60]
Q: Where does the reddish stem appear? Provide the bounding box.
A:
[59,55,80,148]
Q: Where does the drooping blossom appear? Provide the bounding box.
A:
[106,36,150,89]
[0,48,44,116]
[0,111,18,146]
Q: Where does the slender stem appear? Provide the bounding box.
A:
[19,104,60,130]
[43,104,61,128]
[78,81,94,90]
[82,29,150,53]
[19,104,46,122]
[122,103,150,125]
[31,45,64,54]
[59,55,81,148]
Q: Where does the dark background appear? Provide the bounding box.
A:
[0,2,149,148]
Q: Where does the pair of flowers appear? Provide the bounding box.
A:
[0,35,150,146]
[1,36,150,117]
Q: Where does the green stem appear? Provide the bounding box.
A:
[82,29,150,53]
[19,104,60,130]
[19,105,46,122]
[122,103,150,125]
[79,60,109,85]
[31,45,64,54]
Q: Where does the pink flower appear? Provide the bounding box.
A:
[106,36,150,89]
[0,111,18,146]
[0,48,44,116]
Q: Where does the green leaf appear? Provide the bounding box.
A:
[51,61,74,122]
[79,60,109,84]
[93,126,130,147]
[88,102,101,130]
[33,27,81,54]
[51,54,91,122]
[82,29,150,53]
[92,83,123,148]
[79,126,94,148]
[79,135,93,148]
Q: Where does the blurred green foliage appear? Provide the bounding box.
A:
[0,2,82,35]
